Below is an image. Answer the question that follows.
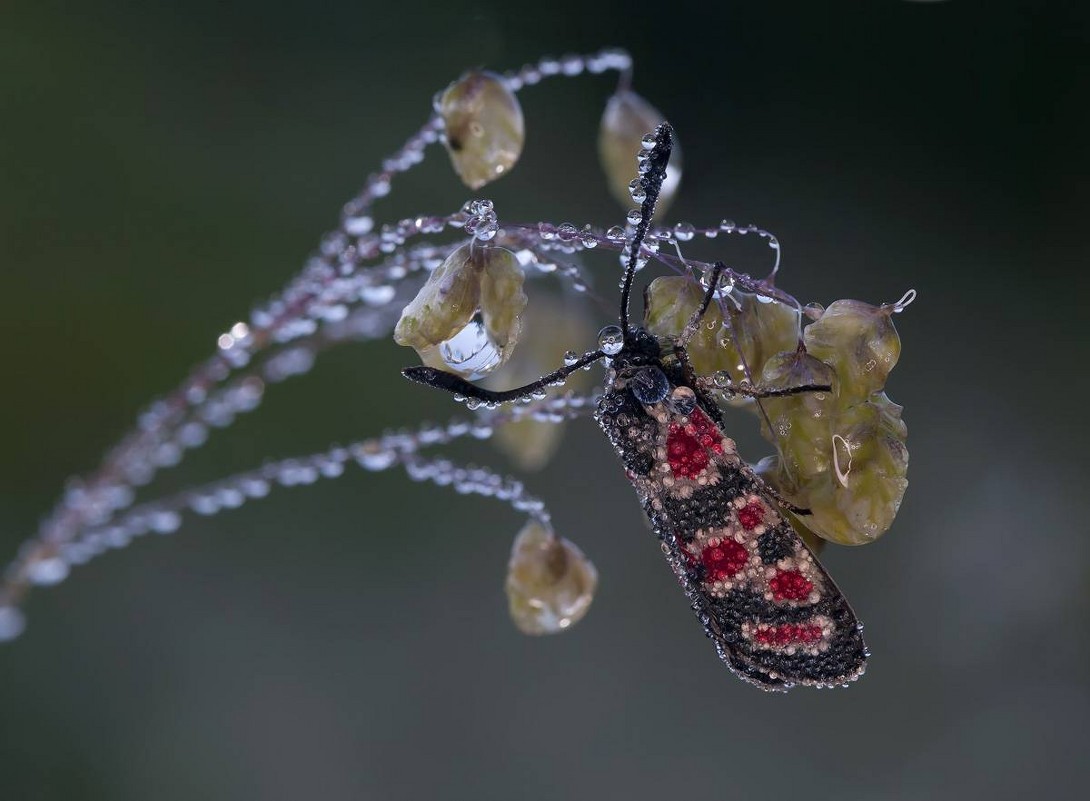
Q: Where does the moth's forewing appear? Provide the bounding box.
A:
[595,369,867,690]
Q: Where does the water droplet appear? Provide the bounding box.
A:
[668,386,697,414]
[27,557,68,586]
[356,444,396,471]
[439,315,503,380]
[597,325,624,356]
[673,222,695,241]
[149,511,182,534]
[343,215,374,236]
[719,219,736,233]
[605,226,626,242]
[700,268,735,298]
[626,208,643,225]
[640,133,657,150]
[563,350,580,366]
[0,607,26,642]
[629,366,671,404]
[628,179,647,203]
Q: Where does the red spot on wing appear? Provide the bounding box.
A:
[769,569,814,601]
[754,623,824,646]
[737,501,764,530]
[665,408,723,479]
[701,540,748,582]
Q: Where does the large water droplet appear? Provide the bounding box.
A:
[597,324,624,356]
[439,314,503,379]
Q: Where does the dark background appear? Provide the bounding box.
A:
[2,1,1088,799]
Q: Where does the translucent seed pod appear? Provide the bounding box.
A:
[599,91,682,216]
[755,354,833,505]
[643,278,799,383]
[438,71,525,190]
[505,520,597,635]
[803,299,902,404]
[757,393,910,546]
[394,243,527,379]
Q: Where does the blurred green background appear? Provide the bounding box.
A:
[2,1,1088,799]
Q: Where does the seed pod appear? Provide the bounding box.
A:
[599,91,681,216]
[394,243,527,379]
[759,347,838,478]
[438,71,524,190]
[643,277,799,381]
[803,299,901,404]
[505,520,597,635]
[758,392,909,546]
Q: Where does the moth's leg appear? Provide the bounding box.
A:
[672,341,698,387]
[697,376,832,400]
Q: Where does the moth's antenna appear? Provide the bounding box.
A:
[403,349,604,406]
[619,123,674,340]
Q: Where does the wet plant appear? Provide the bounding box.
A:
[0,50,913,678]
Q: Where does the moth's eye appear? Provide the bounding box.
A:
[629,366,671,404]
[668,385,697,414]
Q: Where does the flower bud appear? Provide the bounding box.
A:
[438,71,524,190]
[505,520,597,635]
[394,243,527,379]
[599,91,681,216]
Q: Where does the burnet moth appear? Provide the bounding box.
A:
[403,124,868,690]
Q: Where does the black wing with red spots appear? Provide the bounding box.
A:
[595,375,867,691]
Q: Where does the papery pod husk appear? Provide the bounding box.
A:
[394,242,481,370]
[478,246,527,354]
[599,91,681,216]
[439,71,524,190]
[505,520,597,635]
[394,243,526,376]
[644,277,800,383]
[488,296,594,470]
[804,299,901,405]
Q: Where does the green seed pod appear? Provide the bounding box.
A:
[758,347,838,478]
[758,392,909,546]
[643,277,799,381]
[505,520,597,635]
[394,243,527,379]
[804,299,901,404]
[438,71,524,190]
[599,91,681,216]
